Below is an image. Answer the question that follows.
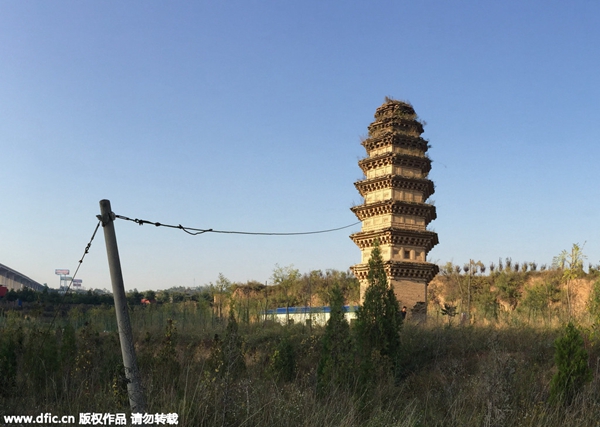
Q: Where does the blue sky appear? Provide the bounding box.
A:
[1,1,599,291]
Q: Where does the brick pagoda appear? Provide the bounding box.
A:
[350,98,439,314]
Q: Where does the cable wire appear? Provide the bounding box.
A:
[69,220,102,290]
[114,214,360,236]
[42,220,102,338]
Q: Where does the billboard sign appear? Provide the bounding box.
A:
[55,269,70,275]
[73,279,83,287]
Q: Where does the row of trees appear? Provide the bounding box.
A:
[441,245,597,277]
[0,267,359,323]
[211,268,359,325]
[1,286,114,305]
[3,243,595,330]
[433,244,598,323]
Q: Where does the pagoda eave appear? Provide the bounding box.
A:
[361,133,429,153]
[368,118,424,136]
[350,227,439,251]
[358,152,432,174]
[354,175,434,198]
[351,261,439,282]
[350,200,437,223]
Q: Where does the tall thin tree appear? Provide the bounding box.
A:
[355,240,401,382]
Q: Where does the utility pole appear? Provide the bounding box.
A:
[467,259,472,323]
[308,275,312,333]
[264,281,268,324]
[98,199,146,413]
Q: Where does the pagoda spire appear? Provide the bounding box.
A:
[350,98,439,316]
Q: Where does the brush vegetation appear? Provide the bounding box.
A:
[3,246,600,426]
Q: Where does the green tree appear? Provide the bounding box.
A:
[221,309,245,380]
[210,273,232,320]
[354,240,401,382]
[317,285,353,395]
[157,319,180,382]
[325,269,361,304]
[588,279,600,322]
[126,289,143,306]
[550,322,592,404]
[270,333,296,383]
[439,262,465,312]
[271,264,301,323]
[495,272,522,310]
[553,243,587,319]
[520,277,560,322]
[473,280,499,321]
[441,302,458,326]
[155,290,169,304]
[144,290,156,301]
[521,283,549,320]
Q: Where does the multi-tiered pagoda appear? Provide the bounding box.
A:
[350,98,439,314]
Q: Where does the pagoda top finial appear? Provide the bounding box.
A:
[375,97,417,121]
[368,97,423,138]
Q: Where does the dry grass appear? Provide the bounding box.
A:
[2,304,600,426]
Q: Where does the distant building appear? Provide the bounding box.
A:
[265,305,359,326]
[0,263,45,292]
[350,99,439,313]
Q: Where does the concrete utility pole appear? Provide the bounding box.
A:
[98,199,146,413]
[467,259,472,323]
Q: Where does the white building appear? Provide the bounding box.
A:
[265,305,359,326]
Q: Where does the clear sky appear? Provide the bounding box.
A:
[1,1,599,292]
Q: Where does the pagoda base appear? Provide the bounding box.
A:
[351,260,439,316]
[355,277,427,314]
[389,279,428,313]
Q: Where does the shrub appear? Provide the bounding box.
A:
[495,272,522,310]
[317,285,352,395]
[521,283,549,318]
[270,333,296,382]
[0,327,22,395]
[221,310,246,380]
[588,280,600,322]
[549,322,592,404]
[473,282,499,321]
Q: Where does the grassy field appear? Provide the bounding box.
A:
[2,300,600,427]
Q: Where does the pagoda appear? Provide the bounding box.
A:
[350,98,439,314]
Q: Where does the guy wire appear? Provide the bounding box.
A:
[40,220,102,343]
